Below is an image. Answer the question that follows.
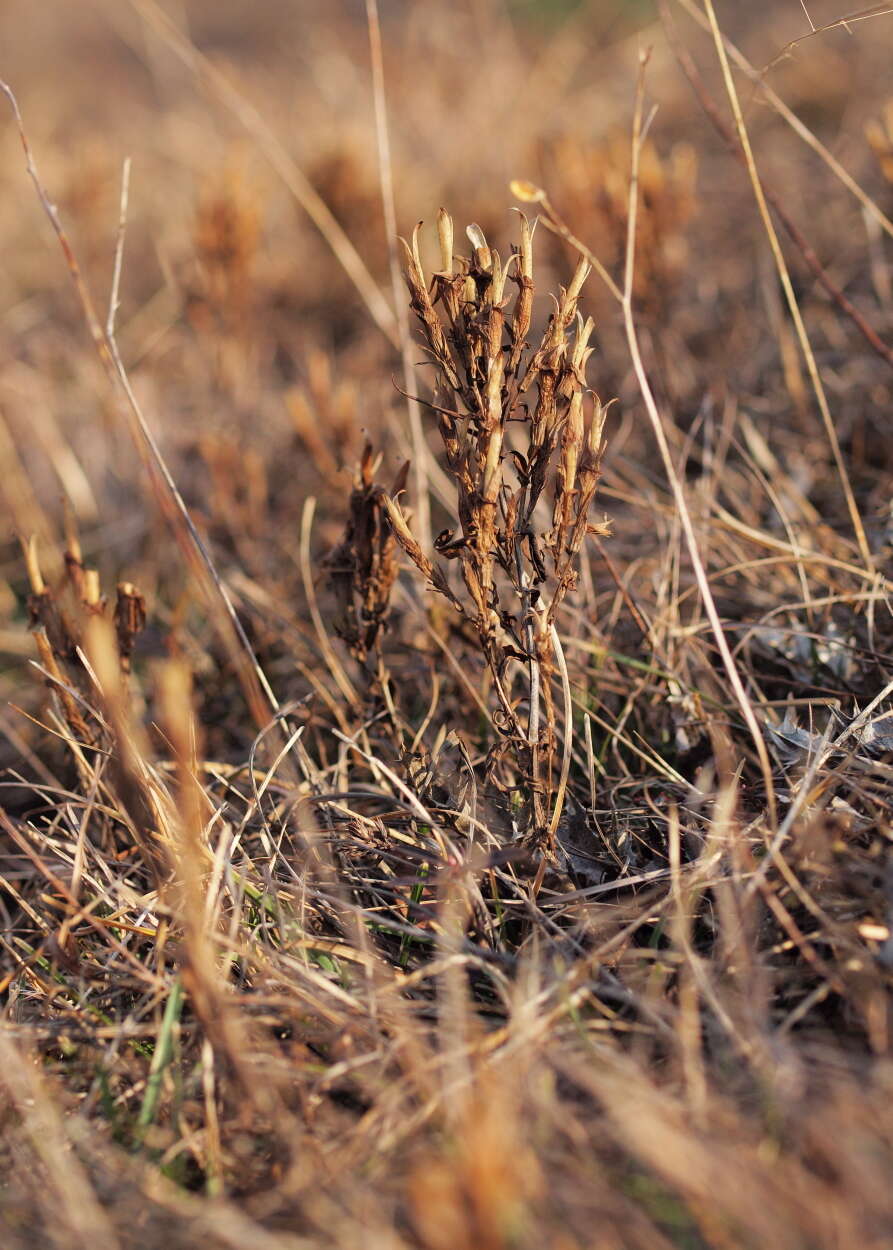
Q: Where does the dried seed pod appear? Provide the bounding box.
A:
[324,445,402,663]
[401,234,461,390]
[489,251,509,307]
[466,223,492,273]
[555,259,591,338]
[553,388,584,543]
[410,220,426,285]
[436,207,454,273]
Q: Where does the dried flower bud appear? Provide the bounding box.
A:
[437,207,454,273]
[410,220,426,286]
[402,229,461,390]
[561,259,591,326]
[466,223,492,272]
[489,251,508,306]
[571,316,595,375]
[516,211,533,281]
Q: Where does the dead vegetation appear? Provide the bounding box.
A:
[2,2,893,1248]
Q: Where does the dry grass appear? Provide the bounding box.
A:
[3,2,893,1247]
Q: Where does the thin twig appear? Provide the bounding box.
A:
[106,157,131,340]
[761,3,893,76]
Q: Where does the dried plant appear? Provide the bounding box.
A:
[24,529,146,719]
[325,442,405,667]
[380,210,610,839]
[21,530,161,878]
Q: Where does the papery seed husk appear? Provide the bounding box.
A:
[437,208,454,274]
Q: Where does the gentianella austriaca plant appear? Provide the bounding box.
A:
[329,209,611,852]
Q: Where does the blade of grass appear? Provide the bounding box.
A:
[137,975,184,1134]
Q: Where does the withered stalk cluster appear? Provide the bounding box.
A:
[377,210,610,836]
